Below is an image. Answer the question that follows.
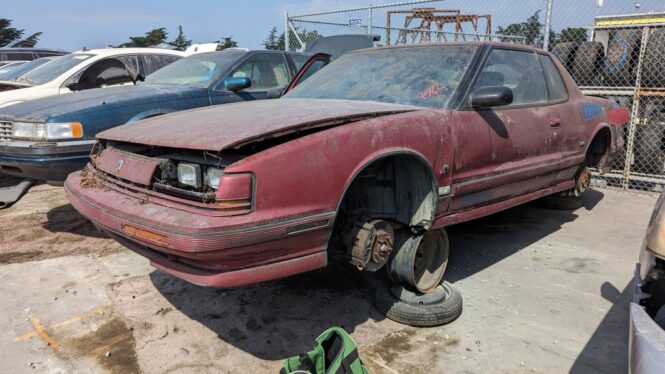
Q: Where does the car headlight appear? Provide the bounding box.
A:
[11,122,83,141]
[205,167,223,190]
[177,163,202,188]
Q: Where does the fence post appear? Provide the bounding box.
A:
[368,4,373,35]
[543,0,554,50]
[284,11,290,51]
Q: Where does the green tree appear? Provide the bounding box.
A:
[0,19,42,47]
[118,28,168,47]
[263,27,282,50]
[217,36,238,50]
[557,27,588,43]
[496,10,553,47]
[170,25,191,50]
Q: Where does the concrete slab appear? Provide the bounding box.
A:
[0,187,657,373]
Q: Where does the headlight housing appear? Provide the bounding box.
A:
[11,122,83,141]
[177,163,202,188]
[205,167,224,190]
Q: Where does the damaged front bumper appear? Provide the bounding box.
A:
[64,170,333,287]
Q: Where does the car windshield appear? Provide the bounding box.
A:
[144,51,243,87]
[17,53,94,85]
[285,45,478,108]
[0,62,26,76]
[0,58,52,81]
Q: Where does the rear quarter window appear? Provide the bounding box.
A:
[539,54,568,102]
[141,55,181,76]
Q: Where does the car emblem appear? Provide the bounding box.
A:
[116,159,124,173]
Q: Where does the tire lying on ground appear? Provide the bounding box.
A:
[551,42,578,73]
[571,41,605,87]
[602,29,641,87]
[375,281,462,327]
[642,28,665,88]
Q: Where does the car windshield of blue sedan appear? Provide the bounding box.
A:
[285,45,478,108]
[16,53,94,85]
[145,51,244,87]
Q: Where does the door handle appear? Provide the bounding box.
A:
[549,118,561,128]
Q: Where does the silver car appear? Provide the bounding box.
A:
[630,191,665,373]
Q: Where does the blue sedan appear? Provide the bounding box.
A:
[0,50,318,183]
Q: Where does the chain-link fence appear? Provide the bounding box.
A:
[285,0,665,192]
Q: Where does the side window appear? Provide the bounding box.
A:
[473,49,548,107]
[141,54,181,76]
[69,56,137,90]
[231,53,289,91]
[539,55,568,102]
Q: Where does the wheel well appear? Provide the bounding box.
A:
[585,127,611,167]
[327,154,437,256]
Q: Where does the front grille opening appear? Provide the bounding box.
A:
[96,140,247,204]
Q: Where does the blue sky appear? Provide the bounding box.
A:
[4,0,665,51]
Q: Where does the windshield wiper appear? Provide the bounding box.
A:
[14,77,35,85]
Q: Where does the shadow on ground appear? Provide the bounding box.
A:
[150,265,388,360]
[570,281,632,374]
[445,189,603,282]
[148,189,605,360]
[45,203,107,238]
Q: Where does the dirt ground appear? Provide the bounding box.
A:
[0,184,657,373]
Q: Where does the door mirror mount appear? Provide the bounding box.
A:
[266,86,284,99]
[223,77,251,92]
[470,86,513,108]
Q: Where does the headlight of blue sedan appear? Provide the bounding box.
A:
[11,122,83,141]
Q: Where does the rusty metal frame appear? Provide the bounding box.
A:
[386,8,492,45]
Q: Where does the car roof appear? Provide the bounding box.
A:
[358,41,547,54]
[0,47,69,53]
[71,48,186,56]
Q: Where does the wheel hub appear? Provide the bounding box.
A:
[350,220,394,272]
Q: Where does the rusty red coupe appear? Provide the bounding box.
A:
[65,42,627,292]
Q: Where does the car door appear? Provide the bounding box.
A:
[449,47,561,212]
[209,52,290,105]
[538,53,584,185]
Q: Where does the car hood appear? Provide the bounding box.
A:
[99,98,422,151]
[0,84,208,121]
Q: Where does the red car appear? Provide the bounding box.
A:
[65,42,628,292]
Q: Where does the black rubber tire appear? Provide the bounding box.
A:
[375,281,462,327]
[572,42,605,87]
[602,30,641,87]
[634,104,665,175]
[551,42,578,72]
[536,192,583,210]
[642,28,665,89]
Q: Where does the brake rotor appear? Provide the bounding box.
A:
[350,220,394,272]
[575,167,591,196]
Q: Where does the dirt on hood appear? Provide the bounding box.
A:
[98,98,421,152]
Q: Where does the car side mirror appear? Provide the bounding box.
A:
[470,86,513,108]
[266,86,284,99]
[223,77,251,92]
[66,82,84,91]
